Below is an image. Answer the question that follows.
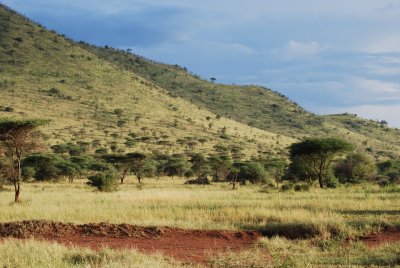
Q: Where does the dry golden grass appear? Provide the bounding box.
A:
[1,179,399,238]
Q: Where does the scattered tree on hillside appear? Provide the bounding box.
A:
[0,118,48,202]
[289,137,353,188]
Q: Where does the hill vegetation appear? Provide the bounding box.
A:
[77,43,400,160]
[0,4,294,159]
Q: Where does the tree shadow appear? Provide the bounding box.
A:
[240,222,320,239]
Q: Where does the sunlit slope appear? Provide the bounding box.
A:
[0,4,294,157]
[1,4,399,159]
[78,44,400,159]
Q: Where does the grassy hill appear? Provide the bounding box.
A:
[77,43,400,160]
[0,4,294,158]
[1,3,400,160]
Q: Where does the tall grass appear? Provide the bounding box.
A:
[1,179,399,238]
[0,239,182,268]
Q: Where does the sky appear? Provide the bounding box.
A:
[2,0,400,126]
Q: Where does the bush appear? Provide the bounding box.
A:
[184,177,210,185]
[87,171,118,192]
[280,183,294,192]
[326,178,338,189]
[294,184,310,192]
[21,167,36,181]
[3,106,14,112]
[234,161,268,184]
[335,153,376,183]
[95,148,108,154]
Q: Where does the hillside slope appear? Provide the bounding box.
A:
[1,3,399,160]
[78,44,400,159]
[0,4,294,158]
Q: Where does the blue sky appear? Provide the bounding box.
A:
[3,0,400,126]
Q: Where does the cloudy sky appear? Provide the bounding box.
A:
[3,0,400,126]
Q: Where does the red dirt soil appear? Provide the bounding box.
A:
[360,230,400,248]
[0,220,261,264]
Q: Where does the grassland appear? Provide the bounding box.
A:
[1,179,399,236]
[1,179,400,267]
[2,4,400,267]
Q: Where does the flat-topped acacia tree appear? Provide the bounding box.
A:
[289,137,353,188]
[0,118,49,202]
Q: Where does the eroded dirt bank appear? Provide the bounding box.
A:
[0,220,261,264]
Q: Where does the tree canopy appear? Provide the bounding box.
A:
[0,118,49,202]
[289,137,353,188]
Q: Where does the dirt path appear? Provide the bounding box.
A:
[0,220,261,264]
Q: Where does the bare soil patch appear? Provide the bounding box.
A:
[359,229,400,248]
[0,220,261,264]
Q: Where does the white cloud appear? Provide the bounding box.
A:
[367,65,400,76]
[362,36,400,53]
[270,40,330,60]
[350,77,400,93]
[205,41,257,55]
[326,105,400,128]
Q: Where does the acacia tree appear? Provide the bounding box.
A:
[289,137,353,188]
[208,154,232,181]
[127,152,147,184]
[189,153,210,179]
[0,118,49,202]
[102,154,132,184]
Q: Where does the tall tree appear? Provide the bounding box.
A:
[289,137,353,188]
[0,118,48,202]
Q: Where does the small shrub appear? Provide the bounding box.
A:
[95,148,108,154]
[87,171,118,192]
[48,87,61,96]
[280,183,294,192]
[326,178,338,189]
[184,177,210,185]
[3,106,14,112]
[294,184,310,192]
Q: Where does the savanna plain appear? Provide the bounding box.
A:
[1,178,400,267]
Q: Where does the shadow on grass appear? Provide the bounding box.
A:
[347,220,400,231]
[240,222,322,239]
[339,210,400,216]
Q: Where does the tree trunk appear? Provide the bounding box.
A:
[15,157,22,202]
[137,174,141,184]
[232,174,237,190]
[318,175,324,188]
[14,181,20,202]
[120,168,129,184]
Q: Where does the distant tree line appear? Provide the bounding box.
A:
[1,118,399,200]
